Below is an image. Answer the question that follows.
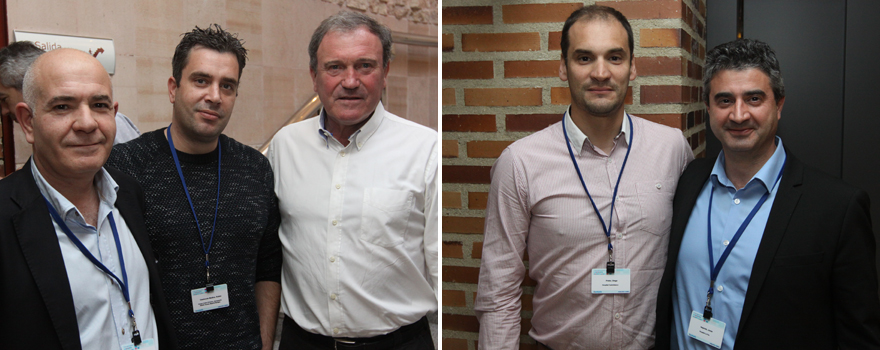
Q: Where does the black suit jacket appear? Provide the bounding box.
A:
[0,161,178,350]
[656,152,880,349]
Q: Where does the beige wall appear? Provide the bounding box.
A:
[8,0,438,168]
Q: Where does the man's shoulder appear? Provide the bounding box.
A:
[107,129,164,172]
[381,111,437,139]
[220,134,270,166]
[629,114,688,141]
[504,120,563,155]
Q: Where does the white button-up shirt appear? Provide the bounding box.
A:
[268,102,438,338]
[31,161,158,350]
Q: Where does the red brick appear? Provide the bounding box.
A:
[506,114,563,132]
[442,314,480,332]
[443,191,462,208]
[442,266,481,284]
[442,140,458,158]
[504,60,560,78]
[503,3,583,23]
[462,33,540,52]
[683,1,693,28]
[443,165,492,184]
[443,6,493,25]
[597,0,682,19]
[443,241,464,259]
[634,56,683,76]
[443,216,486,234]
[443,61,494,80]
[443,114,496,132]
[682,30,692,53]
[443,88,455,105]
[639,113,686,130]
[641,85,687,104]
[551,87,570,105]
[442,338,469,350]
[472,241,483,259]
[442,34,454,52]
[467,141,513,158]
[640,28,681,48]
[464,88,542,107]
[468,192,489,210]
[443,289,467,307]
[549,31,563,51]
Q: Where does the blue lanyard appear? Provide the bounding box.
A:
[563,113,633,269]
[702,154,786,320]
[42,196,142,344]
[166,125,221,288]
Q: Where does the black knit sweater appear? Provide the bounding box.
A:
[106,128,281,350]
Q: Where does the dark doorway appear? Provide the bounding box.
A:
[707,0,880,298]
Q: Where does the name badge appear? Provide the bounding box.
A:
[191,283,230,313]
[687,310,725,348]
[122,339,156,350]
[591,268,631,294]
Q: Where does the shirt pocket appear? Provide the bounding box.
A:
[360,187,414,247]
[636,180,675,236]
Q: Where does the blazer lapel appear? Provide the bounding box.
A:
[10,161,82,350]
[736,153,805,336]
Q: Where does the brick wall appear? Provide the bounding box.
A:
[441,0,707,348]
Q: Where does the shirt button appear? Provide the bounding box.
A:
[122,328,125,335]
[340,152,346,157]
[656,183,662,190]
[616,233,622,239]
[333,328,340,334]
[329,256,336,263]
[335,184,341,189]
[734,198,741,205]
[723,240,730,246]
[614,313,621,319]
[330,293,337,300]
[357,143,363,148]
[717,285,724,292]
[332,220,338,226]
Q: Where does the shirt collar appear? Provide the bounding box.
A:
[31,157,119,223]
[711,136,787,192]
[563,106,630,154]
[317,101,386,150]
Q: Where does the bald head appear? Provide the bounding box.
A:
[23,48,112,111]
[17,48,118,184]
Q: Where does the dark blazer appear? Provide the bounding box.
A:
[0,161,177,350]
[656,152,880,349]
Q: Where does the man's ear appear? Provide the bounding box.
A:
[16,102,35,144]
[559,58,569,82]
[168,76,178,104]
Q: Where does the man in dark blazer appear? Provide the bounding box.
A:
[655,39,880,349]
[0,48,176,349]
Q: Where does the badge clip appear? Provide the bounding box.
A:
[131,329,142,345]
[606,261,615,274]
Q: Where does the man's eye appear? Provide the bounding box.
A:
[195,78,207,84]
[578,56,590,62]
[222,83,233,90]
[53,104,68,110]
[94,103,109,109]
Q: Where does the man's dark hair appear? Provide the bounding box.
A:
[0,41,44,90]
[704,38,785,104]
[308,10,394,72]
[560,5,634,63]
[171,24,248,86]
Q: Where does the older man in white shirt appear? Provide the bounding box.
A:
[267,10,437,350]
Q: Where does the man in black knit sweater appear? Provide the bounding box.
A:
[106,24,282,350]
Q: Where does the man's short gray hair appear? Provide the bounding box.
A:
[308,11,393,72]
[704,39,785,104]
[0,41,44,90]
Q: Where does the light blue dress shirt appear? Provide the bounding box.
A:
[672,137,787,350]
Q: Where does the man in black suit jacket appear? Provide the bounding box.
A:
[655,39,880,349]
[0,48,176,349]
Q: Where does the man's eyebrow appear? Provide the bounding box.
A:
[220,77,239,86]
[89,94,112,102]
[712,92,734,100]
[45,96,77,106]
[571,47,627,56]
[744,89,767,97]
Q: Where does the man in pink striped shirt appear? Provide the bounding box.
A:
[475,5,694,350]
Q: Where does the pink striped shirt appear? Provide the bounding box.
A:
[475,110,694,350]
